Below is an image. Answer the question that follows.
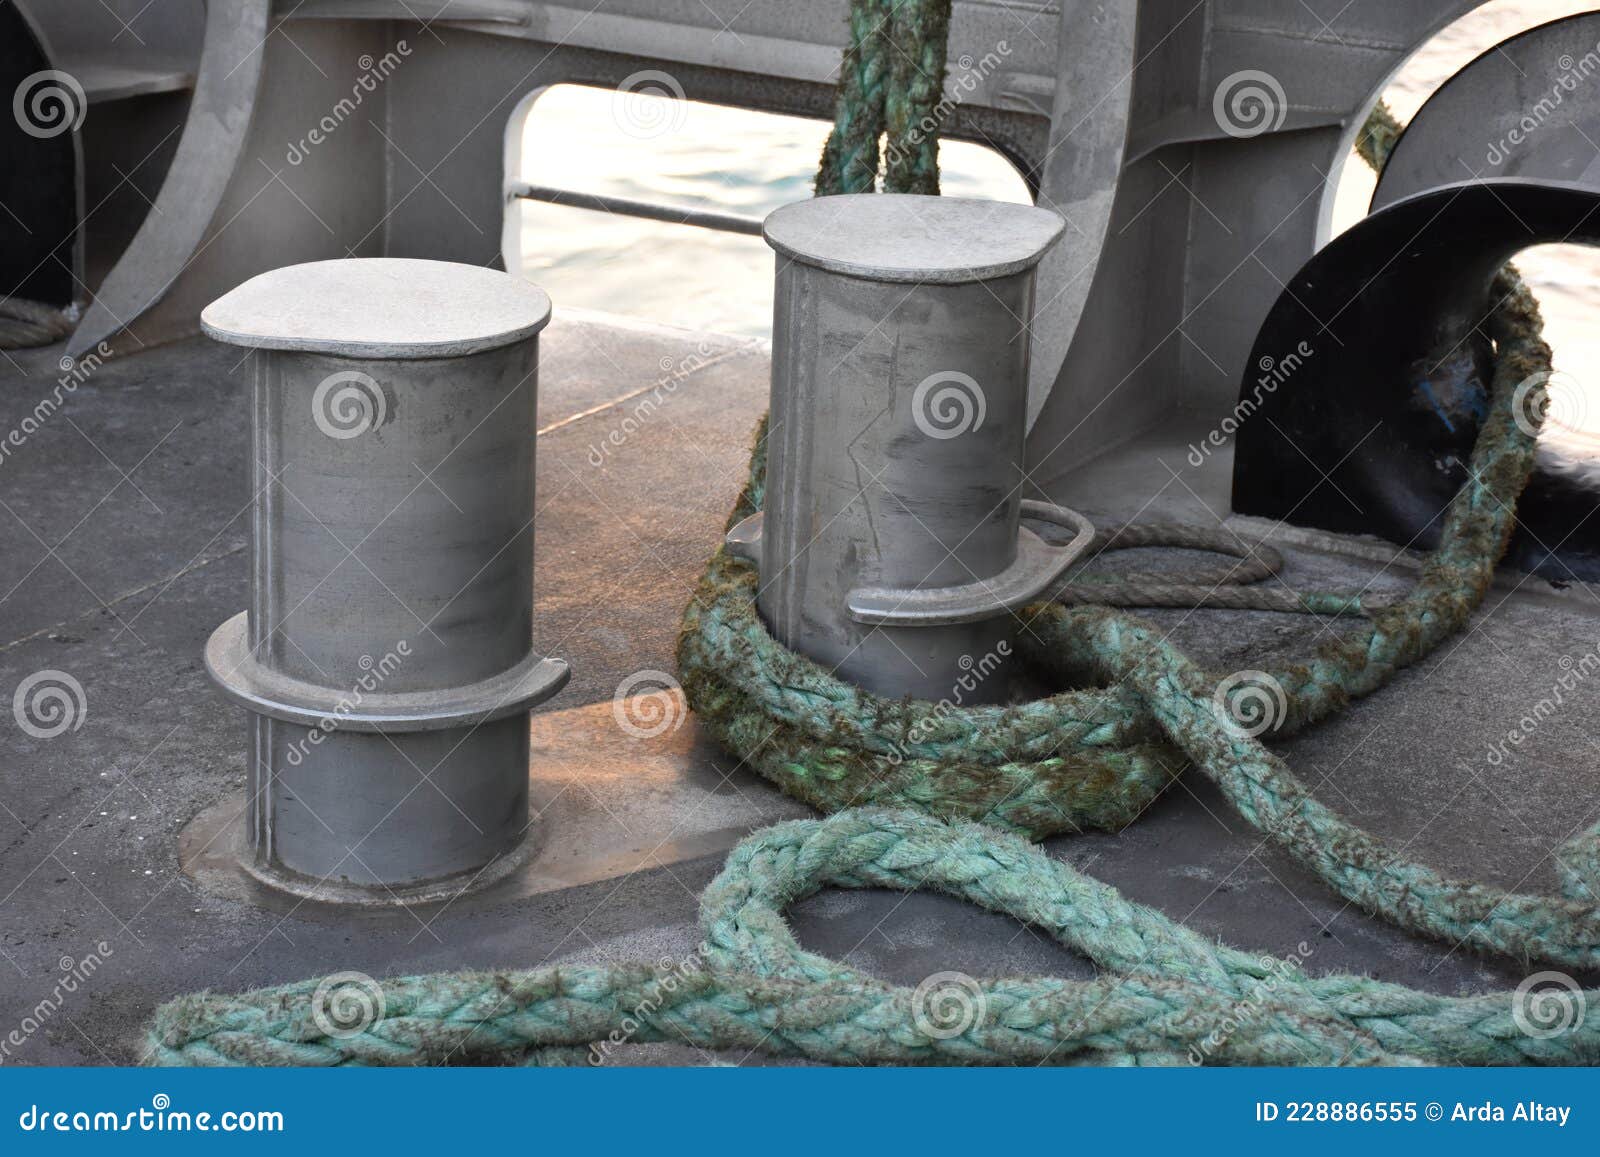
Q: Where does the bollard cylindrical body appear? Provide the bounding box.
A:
[755,196,1067,703]
[200,259,567,902]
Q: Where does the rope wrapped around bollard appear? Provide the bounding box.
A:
[148,260,1600,1068]
[677,268,1600,971]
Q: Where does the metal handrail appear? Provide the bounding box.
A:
[508,180,765,236]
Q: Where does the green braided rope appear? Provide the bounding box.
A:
[1357,98,1404,174]
[148,809,1600,1066]
[676,265,1600,969]
[817,0,952,196]
[815,0,893,195]
[144,32,1598,1065]
[883,0,950,194]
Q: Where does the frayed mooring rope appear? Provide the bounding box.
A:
[146,38,1599,1066]
[0,296,74,349]
[148,810,1599,1066]
[676,267,1600,970]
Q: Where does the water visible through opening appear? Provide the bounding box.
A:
[511,84,1030,339]
[1328,0,1600,450]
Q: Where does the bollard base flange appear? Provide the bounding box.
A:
[175,692,815,917]
[178,800,540,908]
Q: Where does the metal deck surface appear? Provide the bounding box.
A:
[2,312,1598,1065]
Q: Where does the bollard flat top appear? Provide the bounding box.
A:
[201,259,553,359]
[763,195,1065,284]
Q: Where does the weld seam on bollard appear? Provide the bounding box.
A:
[200,258,567,904]
[732,194,1078,702]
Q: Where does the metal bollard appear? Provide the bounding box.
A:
[200,258,568,903]
[727,195,1089,703]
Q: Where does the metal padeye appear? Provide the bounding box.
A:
[727,194,1089,703]
[201,258,568,903]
